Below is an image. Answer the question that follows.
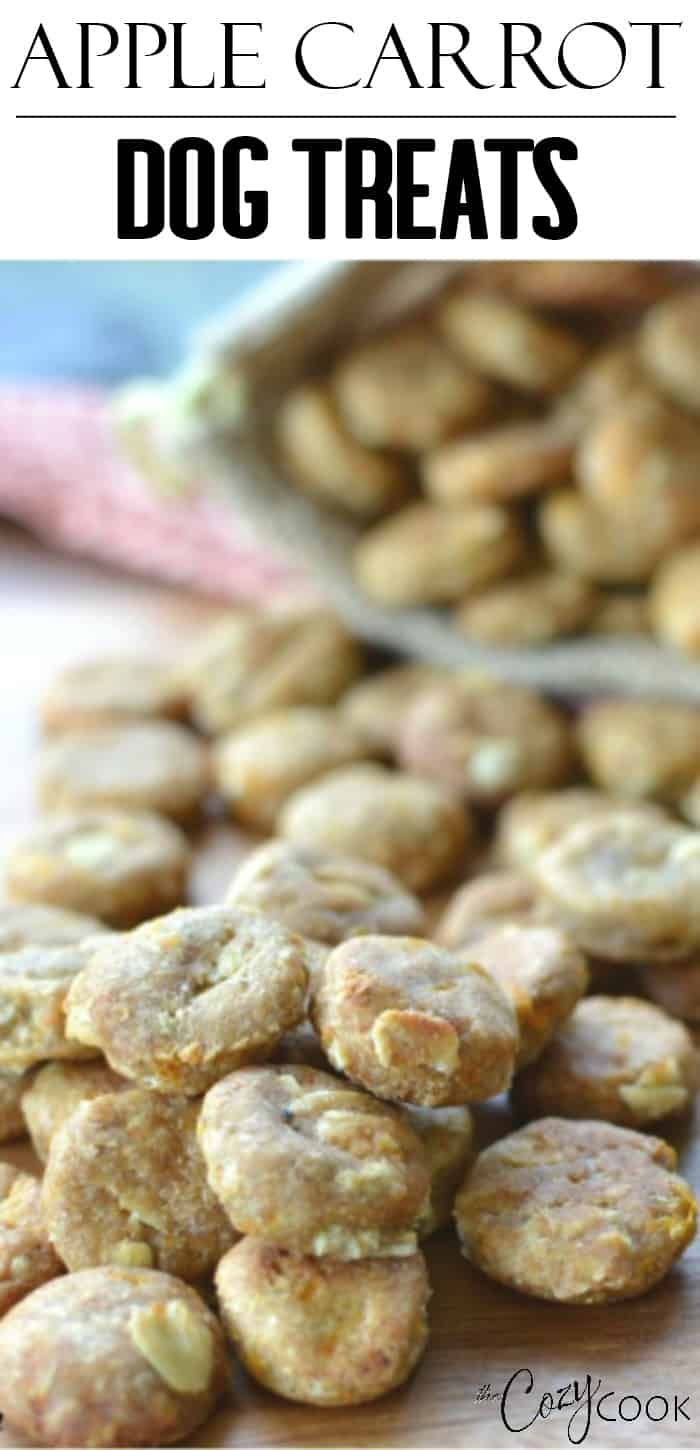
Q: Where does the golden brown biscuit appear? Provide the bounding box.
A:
[335,323,495,452]
[213,707,372,832]
[339,664,450,755]
[0,930,109,1073]
[576,394,700,539]
[498,261,677,312]
[641,957,700,1024]
[0,1071,28,1144]
[312,936,518,1107]
[354,501,526,607]
[495,788,668,870]
[640,286,700,413]
[37,722,209,824]
[456,571,597,647]
[436,871,543,950]
[514,995,698,1127]
[43,1089,236,1278]
[198,1064,430,1259]
[41,655,187,734]
[190,606,364,736]
[280,764,471,892]
[397,680,573,807]
[227,840,426,945]
[65,906,310,1096]
[439,291,586,394]
[5,810,191,927]
[577,699,700,805]
[402,1105,475,1237]
[538,486,671,584]
[278,382,408,518]
[455,1117,697,1304]
[532,815,700,963]
[424,417,575,505]
[0,1267,229,1446]
[0,1166,63,1315]
[216,1239,430,1406]
[22,1060,127,1163]
[465,924,589,1069]
[650,543,700,657]
[556,340,655,435]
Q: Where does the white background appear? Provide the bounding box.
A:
[1,0,698,258]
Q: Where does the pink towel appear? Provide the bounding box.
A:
[0,386,302,600]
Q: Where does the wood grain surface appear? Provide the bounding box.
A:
[0,521,698,1450]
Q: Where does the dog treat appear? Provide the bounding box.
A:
[556,342,655,431]
[398,680,573,807]
[495,788,668,870]
[456,571,598,647]
[650,543,700,657]
[0,928,110,1073]
[424,417,575,506]
[577,699,700,804]
[216,1238,430,1406]
[402,1105,475,1237]
[465,924,589,1069]
[538,486,671,584]
[213,707,372,832]
[312,936,518,1107]
[641,957,700,1024]
[354,502,526,607]
[227,840,426,945]
[41,655,187,734]
[455,1117,697,1304]
[5,810,191,927]
[198,1064,430,1259]
[0,1165,64,1315]
[0,1267,229,1446]
[514,995,699,1127]
[65,906,310,1095]
[280,764,470,892]
[577,394,700,540]
[436,871,543,950]
[278,382,409,518]
[190,606,364,736]
[339,664,450,755]
[335,323,494,452]
[493,261,677,312]
[640,286,700,413]
[532,815,700,962]
[0,1072,28,1144]
[0,902,105,953]
[37,722,210,824]
[22,1060,128,1163]
[439,291,586,394]
[43,1089,236,1278]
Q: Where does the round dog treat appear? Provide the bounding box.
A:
[0,902,105,954]
[0,928,110,1073]
[577,699,700,805]
[402,1105,475,1237]
[65,906,310,1095]
[22,1060,127,1163]
[190,606,364,736]
[495,788,668,870]
[577,395,700,539]
[466,924,589,1069]
[43,1089,236,1278]
[339,664,450,755]
[456,571,597,647]
[650,543,700,657]
[398,680,573,807]
[424,417,575,506]
[641,957,700,1024]
[5,810,191,928]
[216,1239,430,1406]
[277,382,408,519]
[439,291,586,395]
[514,996,699,1127]
[539,487,671,584]
[41,655,187,734]
[37,722,209,824]
[0,1166,63,1315]
[532,815,700,962]
[280,765,471,892]
[199,1065,430,1258]
[454,1117,697,1304]
[213,707,372,832]
[640,286,700,413]
[0,1071,28,1144]
[227,840,426,945]
[436,871,543,950]
[312,936,518,1107]
[0,1267,229,1446]
[590,591,649,637]
[354,502,526,608]
[334,322,495,452]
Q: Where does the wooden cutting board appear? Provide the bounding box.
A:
[0,521,697,1450]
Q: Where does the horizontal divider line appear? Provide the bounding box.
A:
[15,113,678,122]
